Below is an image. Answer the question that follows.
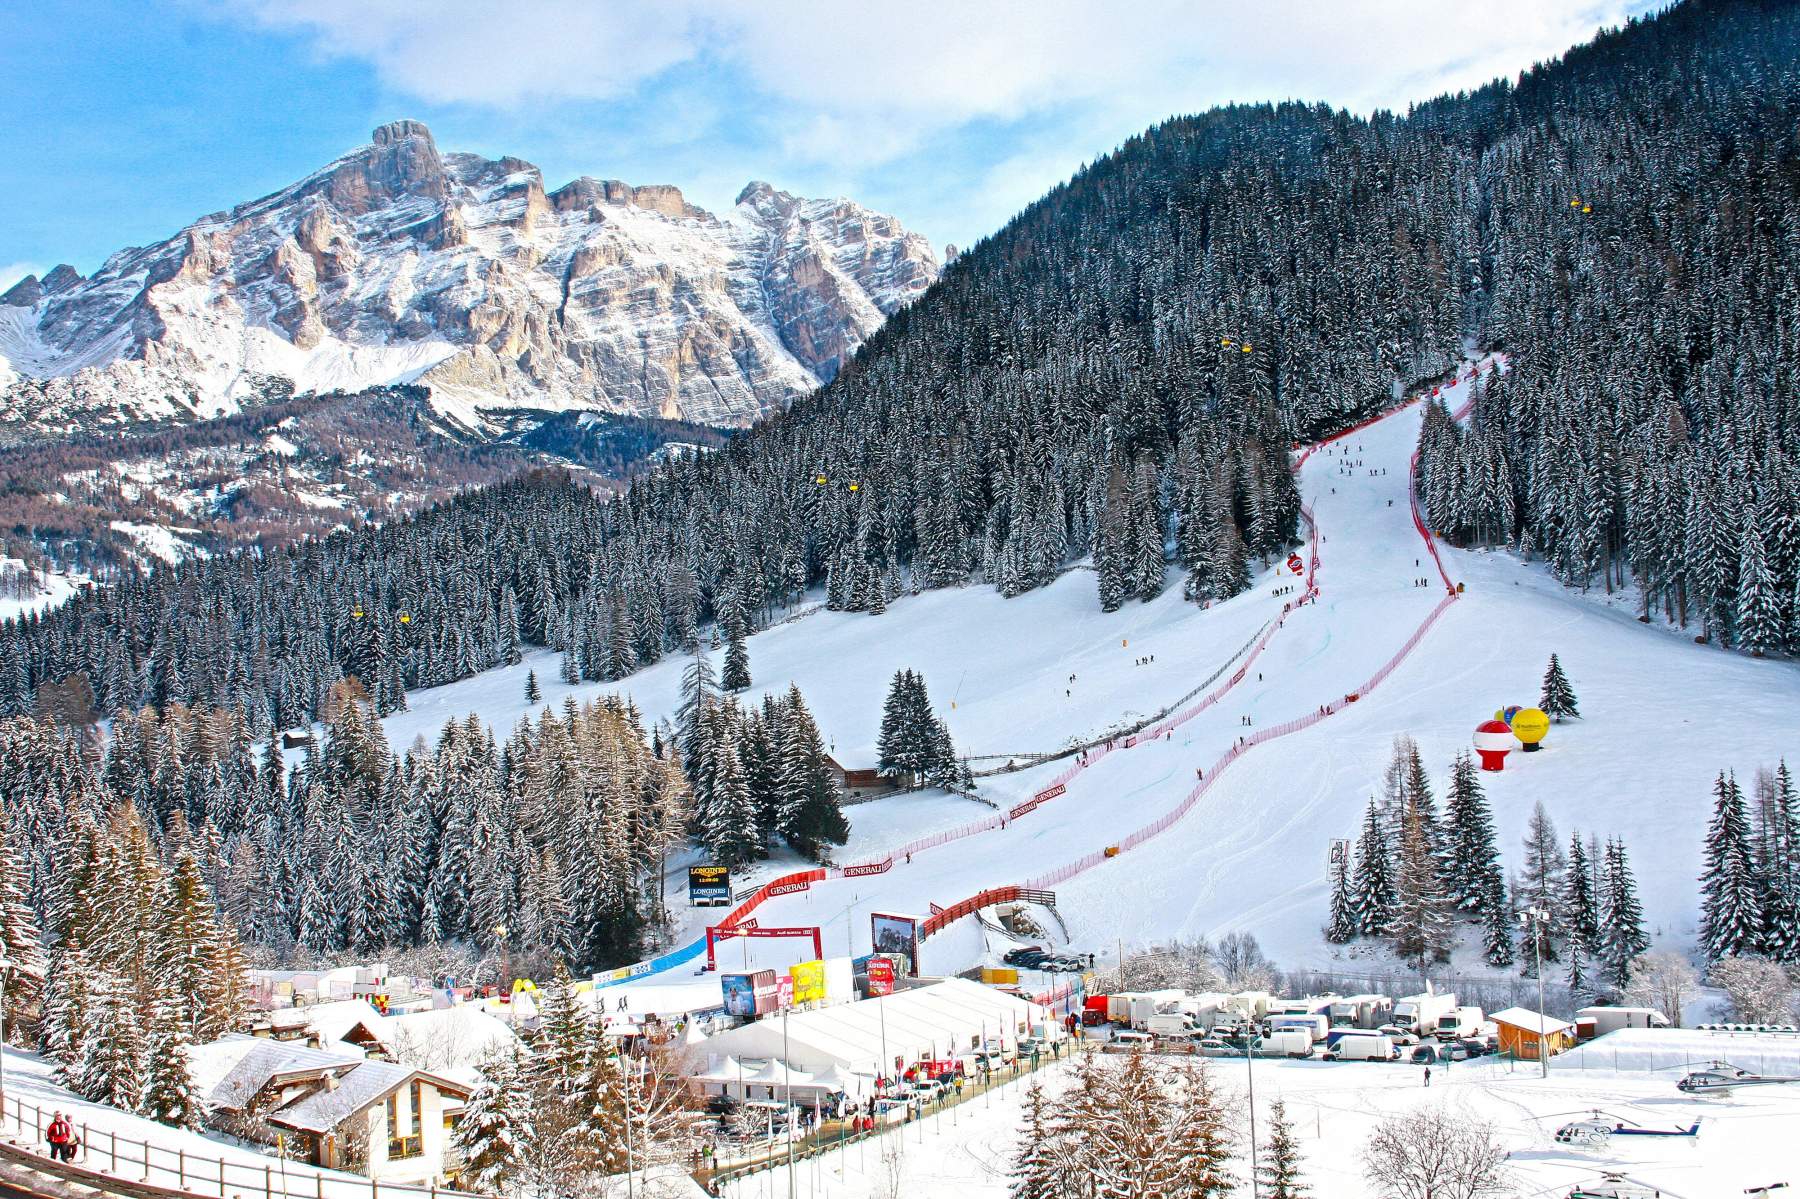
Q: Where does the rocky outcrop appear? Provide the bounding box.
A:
[0,122,937,439]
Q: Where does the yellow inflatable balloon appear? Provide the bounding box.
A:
[1511,707,1550,750]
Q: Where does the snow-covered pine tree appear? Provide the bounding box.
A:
[1516,801,1566,969]
[776,686,848,860]
[1009,1081,1059,1199]
[876,670,916,777]
[1562,834,1601,960]
[1481,878,1516,967]
[1539,653,1579,721]
[1351,799,1395,936]
[1440,750,1503,914]
[1733,517,1783,656]
[1170,1058,1236,1199]
[704,740,763,867]
[1389,799,1454,969]
[1758,761,1800,963]
[1699,771,1765,961]
[77,969,146,1108]
[454,1048,527,1192]
[0,819,43,983]
[1325,844,1357,943]
[676,641,717,777]
[524,670,541,705]
[1599,838,1648,989]
[720,593,752,692]
[1258,1097,1307,1199]
[140,999,200,1128]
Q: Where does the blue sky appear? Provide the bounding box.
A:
[1,0,1656,290]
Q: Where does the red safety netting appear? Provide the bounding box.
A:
[922,357,1512,935]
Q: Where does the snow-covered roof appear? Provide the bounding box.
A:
[351,1005,520,1072]
[699,978,1047,1078]
[1557,1027,1800,1073]
[1491,1007,1575,1035]
[269,1061,413,1134]
[188,1034,266,1101]
[208,1041,364,1112]
[278,999,384,1047]
[1574,1006,1668,1019]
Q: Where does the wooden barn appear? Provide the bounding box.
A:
[1492,1006,1577,1061]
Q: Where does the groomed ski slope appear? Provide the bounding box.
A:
[374,360,1800,982]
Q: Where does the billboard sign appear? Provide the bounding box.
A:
[720,972,756,1017]
[752,970,779,1014]
[871,913,919,974]
[790,959,826,1005]
[866,957,896,996]
[689,864,732,907]
[722,970,780,1017]
[777,974,795,1010]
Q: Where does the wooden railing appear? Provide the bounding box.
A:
[0,1086,490,1199]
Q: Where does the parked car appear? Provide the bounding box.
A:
[1410,1045,1440,1065]
[1457,1039,1491,1058]
[1377,1024,1419,1045]
[1002,946,1045,966]
[1196,1038,1236,1057]
[1112,1030,1154,1046]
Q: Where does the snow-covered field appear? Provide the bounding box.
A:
[723,1041,1800,1199]
[373,358,1800,986]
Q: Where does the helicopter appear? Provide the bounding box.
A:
[1675,1060,1800,1094]
[1552,1110,1701,1148]
[1566,1171,1676,1199]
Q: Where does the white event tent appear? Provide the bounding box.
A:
[692,978,1055,1101]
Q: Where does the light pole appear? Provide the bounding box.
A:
[1244,1015,1260,1199]
[783,1005,795,1199]
[1519,906,1551,1079]
[492,924,512,1029]
[0,955,11,1123]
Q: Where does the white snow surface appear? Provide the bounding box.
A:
[373,358,1800,985]
[724,1047,1800,1199]
[0,1046,373,1196]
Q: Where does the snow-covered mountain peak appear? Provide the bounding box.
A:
[0,122,938,438]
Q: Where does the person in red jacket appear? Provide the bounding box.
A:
[46,1111,74,1162]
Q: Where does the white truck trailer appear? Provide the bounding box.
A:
[1324,1031,1398,1061]
[1435,1005,1485,1042]
[1392,990,1457,1034]
[1267,1013,1331,1043]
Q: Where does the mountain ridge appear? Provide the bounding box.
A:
[0,120,937,438]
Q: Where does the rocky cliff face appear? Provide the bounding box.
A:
[0,121,937,436]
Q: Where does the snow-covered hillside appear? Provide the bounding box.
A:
[725,1045,1800,1199]
[370,359,1800,979]
[0,121,937,438]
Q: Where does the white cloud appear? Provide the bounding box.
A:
[224,0,1634,131]
[208,0,1640,245]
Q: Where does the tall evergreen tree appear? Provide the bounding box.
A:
[1698,771,1762,961]
[1351,799,1395,937]
[1539,654,1580,721]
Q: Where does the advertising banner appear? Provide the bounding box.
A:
[721,972,757,1017]
[777,974,795,1010]
[688,864,732,907]
[871,913,919,973]
[751,970,779,1015]
[789,959,826,1004]
[866,957,896,996]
